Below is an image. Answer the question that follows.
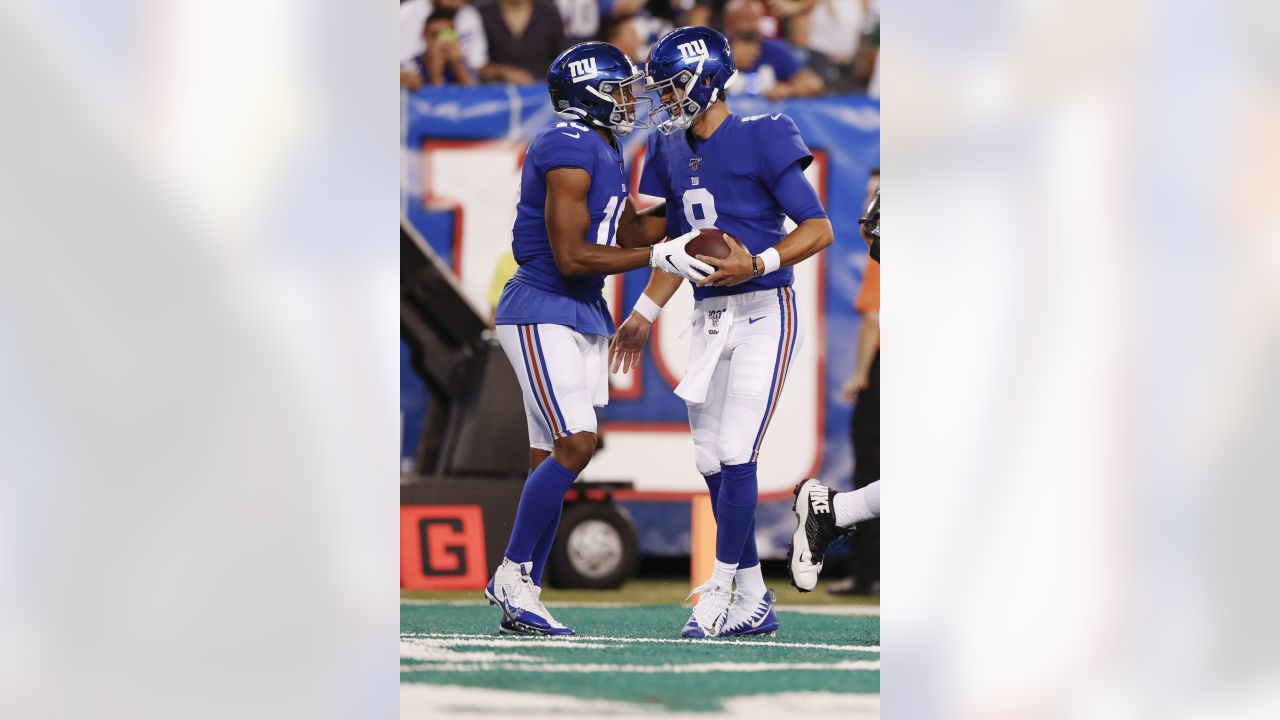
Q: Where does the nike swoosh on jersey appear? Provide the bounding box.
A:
[748,316,765,324]
[561,131,582,138]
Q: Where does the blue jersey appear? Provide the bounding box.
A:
[639,113,827,300]
[497,120,627,336]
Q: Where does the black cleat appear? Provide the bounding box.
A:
[787,478,848,592]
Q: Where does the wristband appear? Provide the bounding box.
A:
[759,247,781,275]
[633,293,662,323]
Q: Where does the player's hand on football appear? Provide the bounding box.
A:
[696,235,754,287]
[650,231,714,282]
[609,314,651,374]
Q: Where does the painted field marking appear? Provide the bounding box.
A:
[401,684,880,719]
[404,660,880,673]
[403,632,879,653]
[400,684,662,717]
[401,644,552,663]
[401,638,616,653]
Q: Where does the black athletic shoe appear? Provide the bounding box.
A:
[788,479,847,592]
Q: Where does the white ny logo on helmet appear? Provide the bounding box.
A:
[677,39,709,62]
[568,57,598,83]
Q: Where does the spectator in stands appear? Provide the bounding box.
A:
[556,0,600,44]
[855,1,879,98]
[602,0,649,22]
[599,14,645,64]
[400,0,489,72]
[477,0,567,84]
[686,0,752,35]
[722,0,824,99]
[792,0,865,94]
[402,9,481,89]
[765,0,815,45]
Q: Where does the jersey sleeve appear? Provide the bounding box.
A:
[755,114,813,187]
[531,124,596,179]
[638,132,670,198]
[770,160,828,224]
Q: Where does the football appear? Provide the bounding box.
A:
[684,228,732,260]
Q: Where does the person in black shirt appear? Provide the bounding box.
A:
[478,0,567,84]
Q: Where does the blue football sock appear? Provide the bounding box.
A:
[714,461,758,566]
[703,472,722,517]
[703,471,759,568]
[529,499,563,586]
[504,457,577,564]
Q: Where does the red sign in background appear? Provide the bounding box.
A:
[400,505,487,590]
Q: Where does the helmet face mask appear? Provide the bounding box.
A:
[645,69,703,135]
[581,73,652,136]
[643,27,738,136]
[548,42,652,136]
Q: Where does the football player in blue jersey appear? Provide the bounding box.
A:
[610,26,834,637]
[486,41,714,636]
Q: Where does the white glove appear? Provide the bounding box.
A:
[649,229,714,281]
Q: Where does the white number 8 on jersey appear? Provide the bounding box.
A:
[682,188,718,229]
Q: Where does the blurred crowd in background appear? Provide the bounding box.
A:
[400,0,879,98]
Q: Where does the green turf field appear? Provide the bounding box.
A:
[401,585,879,717]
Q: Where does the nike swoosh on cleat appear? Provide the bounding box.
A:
[748,316,765,324]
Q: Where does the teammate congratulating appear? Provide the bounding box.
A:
[610,27,834,638]
[487,42,712,636]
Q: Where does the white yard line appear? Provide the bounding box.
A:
[404,660,880,673]
[403,632,879,653]
[402,685,879,720]
[401,638,617,652]
[401,684,660,718]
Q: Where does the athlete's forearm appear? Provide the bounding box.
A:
[641,268,683,306]
[555,244,653,276]
[626,268,682,323]
[853,310,879,378]
[616,198,668,248]
[772,217,833,268]
[547,169,657,275]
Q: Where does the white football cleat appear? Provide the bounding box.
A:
[681,582,733,638]
[485,559,575,636]
[533,586,574,634]
[720,588,780,637]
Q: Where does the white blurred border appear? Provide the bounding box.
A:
[0,2,398,718]
[884,1,1280,718]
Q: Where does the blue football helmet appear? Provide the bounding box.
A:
[547,42,650,136]
[644,26,738,135]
